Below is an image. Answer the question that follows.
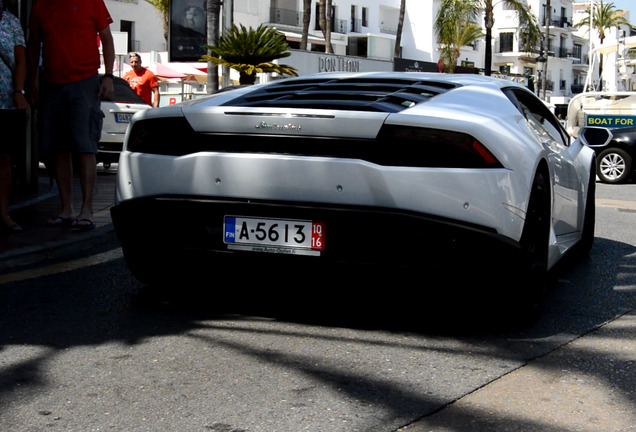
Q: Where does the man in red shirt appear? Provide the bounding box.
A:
[123,53,160,107]
[27,0,115,230]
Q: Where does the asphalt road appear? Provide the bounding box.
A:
[0,182,635,432]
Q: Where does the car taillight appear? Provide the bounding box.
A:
[126,117,199,155]
[376,125,503,168]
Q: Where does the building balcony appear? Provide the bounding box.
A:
[269,7,302,28]
[269,7,350,35]
[539,14,573,29]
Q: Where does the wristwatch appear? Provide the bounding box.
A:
[14,89,26,95]
[104,73,114,79]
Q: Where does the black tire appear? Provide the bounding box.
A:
[597,148,632,184]
[513,170,551,325]
[120,240,176,285]
[577,165,596,256]
[121,243,155,283]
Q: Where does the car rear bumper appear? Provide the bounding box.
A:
[111,196,522,274]
[97,142,123,164]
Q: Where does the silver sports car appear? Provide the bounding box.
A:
[111,72,595,318]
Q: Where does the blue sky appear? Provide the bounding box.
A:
[609,0,633,14]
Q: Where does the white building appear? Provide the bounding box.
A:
[106,0,167,53]
[485,0,590,111]
[104,0,634,105]
[572,1,635,92]
[230,0,440,75]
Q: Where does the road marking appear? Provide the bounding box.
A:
[0,248,124,284]
[596,199,636,211]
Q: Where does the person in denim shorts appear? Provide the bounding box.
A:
[0,3,28,232]
[27,0,115,230]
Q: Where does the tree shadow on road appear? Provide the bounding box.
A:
[0,237,634,431]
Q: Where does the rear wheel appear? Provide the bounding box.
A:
[120,243,157,284]
[577,165,596,256]
[597,148,632,183]
[513,170,551,325]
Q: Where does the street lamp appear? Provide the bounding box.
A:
[535,52,546,99]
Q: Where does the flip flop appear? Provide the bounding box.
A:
[2,222,23,233]
[46,216,73,227]
[72,218,96,231]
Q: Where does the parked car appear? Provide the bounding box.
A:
[111,72,596,320]
[578,126,636,184]
[98,76,149,168]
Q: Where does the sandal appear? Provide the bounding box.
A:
[46,216,74,227]
[72,218,96,231]
[2,222,23,233]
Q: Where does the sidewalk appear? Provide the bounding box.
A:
[0,164,118,274]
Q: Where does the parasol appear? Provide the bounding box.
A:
[147,62,186,79]
[165,62,208,84]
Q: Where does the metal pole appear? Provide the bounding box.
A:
[584,0,595,91]
[541,0,550,101]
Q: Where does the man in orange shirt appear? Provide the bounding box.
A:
[123,53,159,107]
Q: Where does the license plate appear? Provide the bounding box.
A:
[224,216,325,256]
[115,113,133,123]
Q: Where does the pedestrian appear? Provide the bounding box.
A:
[123,53,160,107]
[0,2,28,233]
[27,0,115,231]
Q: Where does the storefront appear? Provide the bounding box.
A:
[284,50,393,77]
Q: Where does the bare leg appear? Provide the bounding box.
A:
[77,152,96,221]
[0,153,20,230]
[53,153,75,220]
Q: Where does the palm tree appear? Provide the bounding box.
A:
[394,0,406,58]
[300,0,312,50]
[435,0,483,72]
[318,0,334,54]
[481,0,541,76]
[576,1,630,90]
[144,0,169,41]
[206,0,222,92]
[201,24,298,85]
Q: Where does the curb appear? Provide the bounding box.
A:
[0,224,118,275]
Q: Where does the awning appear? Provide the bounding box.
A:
[164,62,208,84]
[276,29,326,44]
[592,36,636,55]
[147,62,186,79]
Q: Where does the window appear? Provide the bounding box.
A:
[504,88,569,148]
[351,5,360,32]
[500,32,514,52]
[347,36,367,57]
[121,20,133,53]
[362,7,368,27]
[315,3,336,31]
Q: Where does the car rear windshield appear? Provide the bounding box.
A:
[222,77,460,113]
